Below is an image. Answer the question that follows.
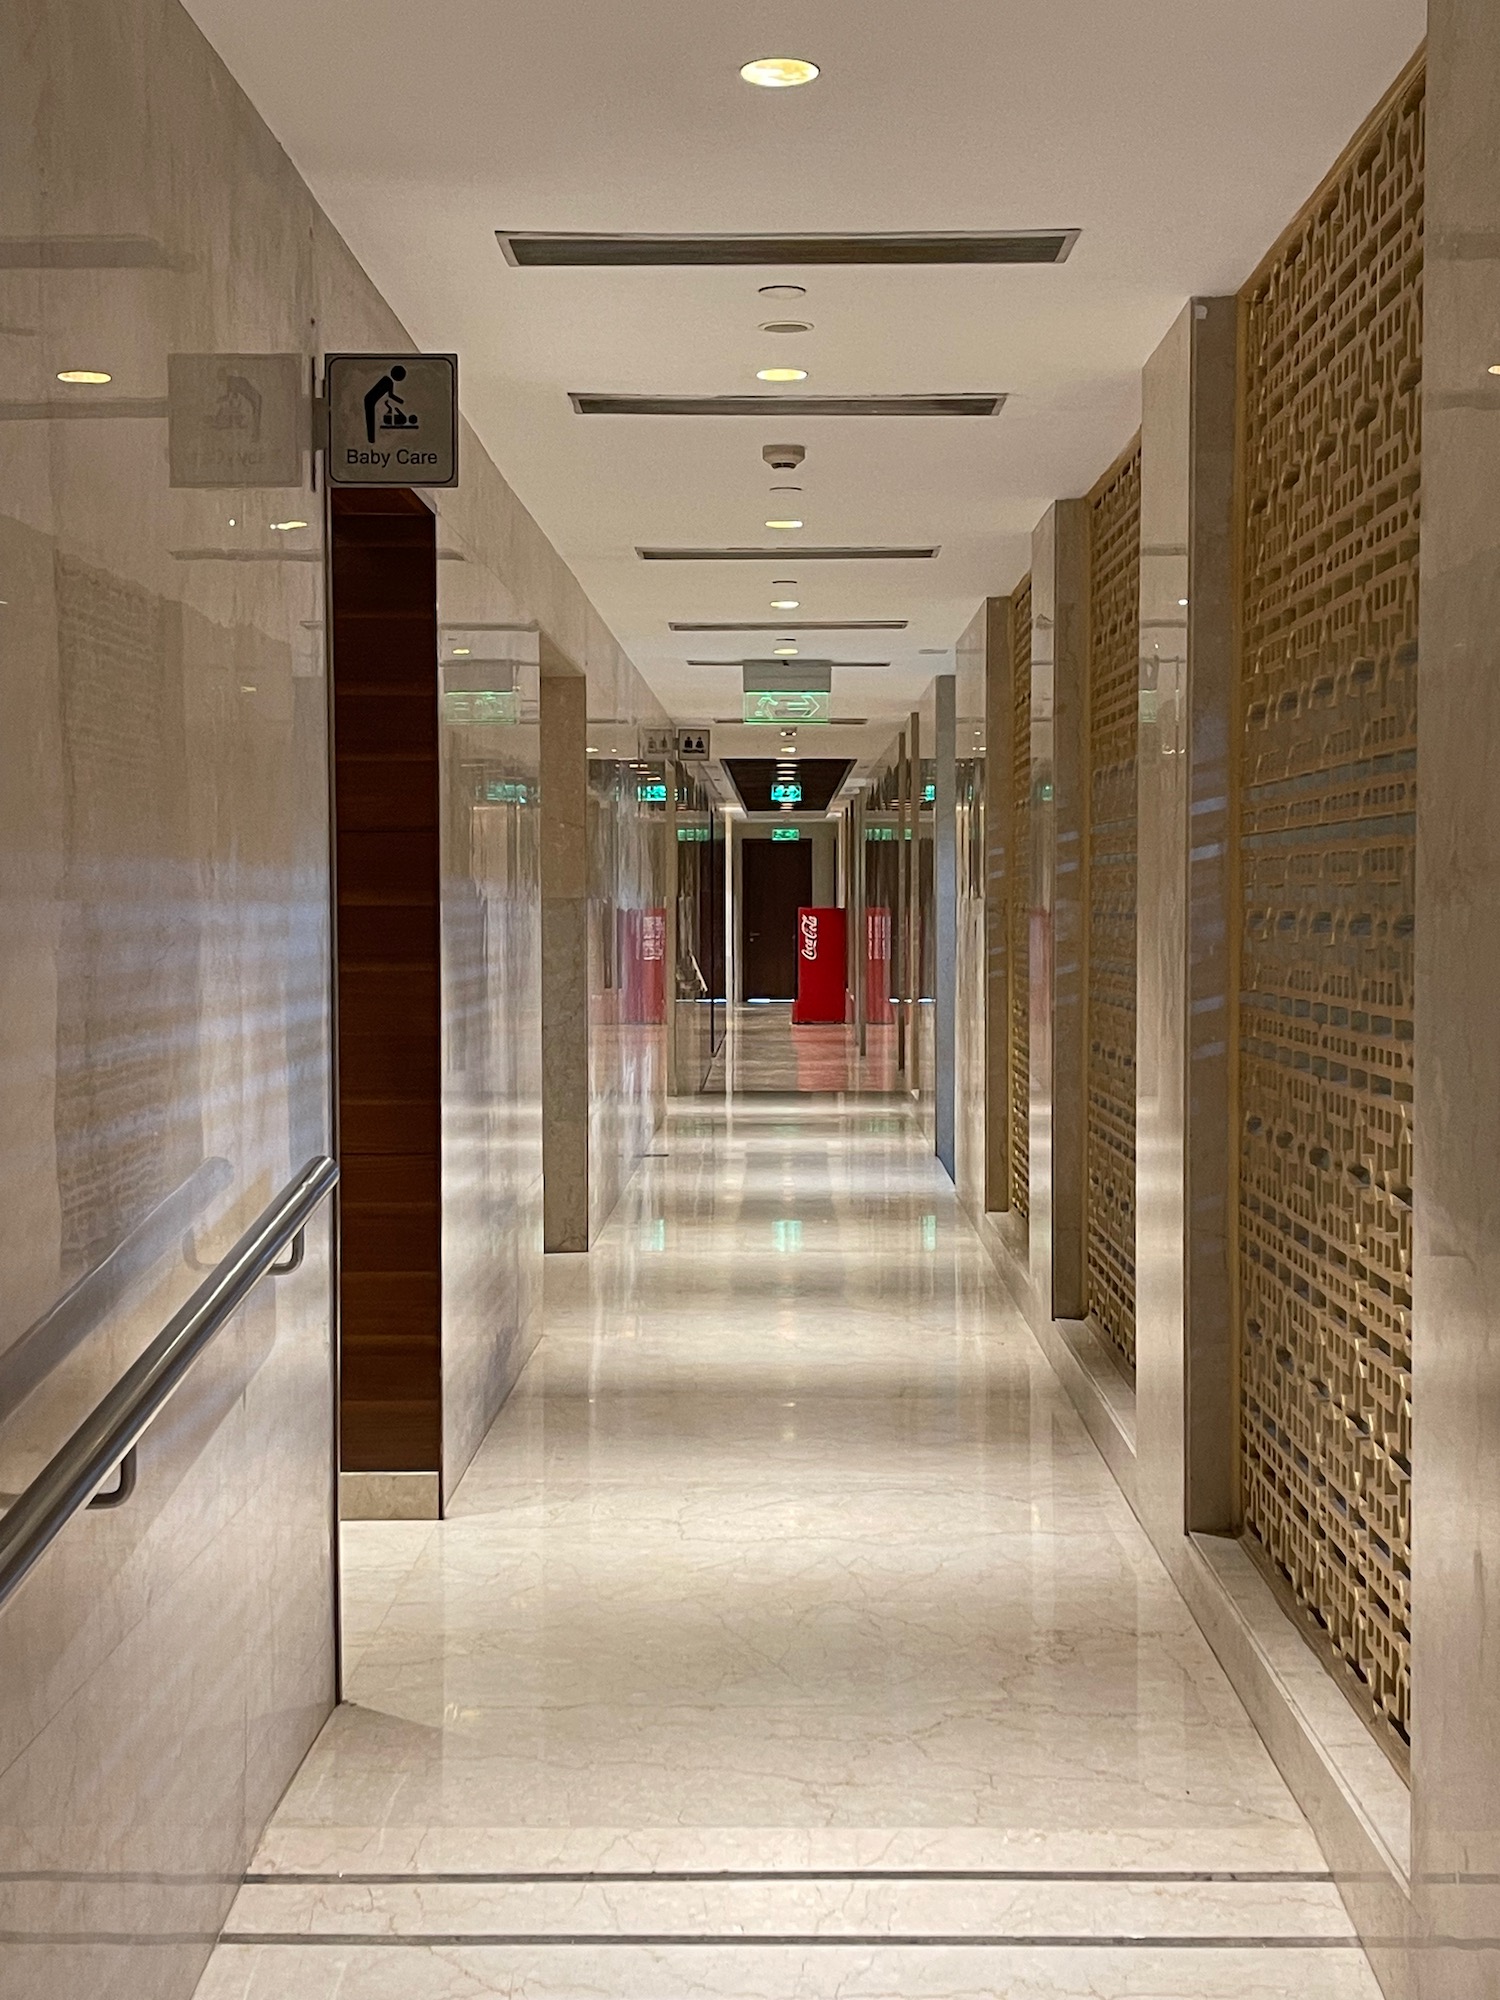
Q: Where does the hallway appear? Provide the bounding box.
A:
[197,1096,1377,1999]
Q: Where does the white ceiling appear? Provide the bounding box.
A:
[187,0,1424,761]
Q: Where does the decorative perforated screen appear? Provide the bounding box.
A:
[1237,64,1422,1757]
[1086,447,1141,1372]
[1009,576,1032,1218]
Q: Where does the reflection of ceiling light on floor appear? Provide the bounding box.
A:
[740,56,820,88]
[56,368,111,384]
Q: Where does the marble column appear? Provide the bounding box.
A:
[539,663,589,1252]
[933,673,957,1177]
[1029,502,1091,1323]
[1133,299,1237,1552]
[1412,5,1500,1991]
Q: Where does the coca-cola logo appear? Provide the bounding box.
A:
[799,912,819,960]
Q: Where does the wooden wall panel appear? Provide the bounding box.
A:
[1237,63,1423,1760]
[1009,575,1033,1219]
[1086,444,1143,1375]
[331,487,442,1473]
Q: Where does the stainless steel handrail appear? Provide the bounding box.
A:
[0,1154,338,1616]
[0,1156,234,1418]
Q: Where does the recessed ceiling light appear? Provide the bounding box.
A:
[271,520,309,531]
[1178,598,1189,608]
[769,485,802,494]
[56,368,111,384]
[757,367,808,384]
[759,284,807,301]
[770,599,800,610]
[740,56,820,89]
[586,746,599,754]
[765,518,803,530]
[452,646,471,655]
[774,644,799,656]
[760,320,813,335]
[1490,364,1500,376]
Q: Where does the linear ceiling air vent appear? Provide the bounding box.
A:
[500,230,1078,268]
[646,549,936,565]
[670,620,907,633]
[691,660,889,669]
[714,716,869,726]
[573,393,1001,418]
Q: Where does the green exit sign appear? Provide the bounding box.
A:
[638,781,668,804]
[743,690,831,725]
[771,826,802,842]
[770,782,802,804]
[676,825,710,843]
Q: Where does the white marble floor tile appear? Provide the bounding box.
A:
[196,1081,1377,1997]
[197,1940,1382,2000]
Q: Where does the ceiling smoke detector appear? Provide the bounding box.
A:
[763,443,806,471]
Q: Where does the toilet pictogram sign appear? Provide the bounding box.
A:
[324,353,458,487]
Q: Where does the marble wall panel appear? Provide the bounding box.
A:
[1134,299,1237,1553]
[1412,4,1500,1991]
[0,4,337,1996]
[0,0,670,1992]
[540,668,589,1253]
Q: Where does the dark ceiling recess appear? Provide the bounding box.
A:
[571,393,1002,418]
[692,668,892,676]
[725,759,853,814]
[643,548,938,564]
[670,620,906,633]
[498,231,1078,268]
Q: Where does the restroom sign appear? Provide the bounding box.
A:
[324,353,458,486]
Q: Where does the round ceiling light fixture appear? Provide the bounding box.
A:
[740,56,820,89]
[760,319,813,335]
[757,367,808,383]
[770,598,800,610]
[774,644,799,657]
[56,368,112,384]
[759,284,807,302]
[270,519,309,531]
[765,518,803,530]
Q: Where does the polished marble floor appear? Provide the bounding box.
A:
[197,1088,1378,1997]
[705,1001,901,1094]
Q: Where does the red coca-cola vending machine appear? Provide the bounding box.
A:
[864,905,894,1023]
[791,906,848,1024]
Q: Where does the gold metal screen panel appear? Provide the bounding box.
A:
[1237,67,1421,1755]
[1009,575,1032,1217]
[1087,447,1141,1371]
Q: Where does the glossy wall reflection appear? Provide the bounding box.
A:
[0,2,336,1994]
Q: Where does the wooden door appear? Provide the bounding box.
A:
[740,839,813,999]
